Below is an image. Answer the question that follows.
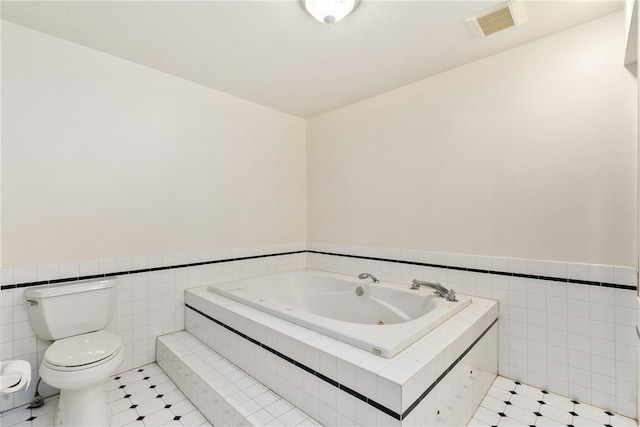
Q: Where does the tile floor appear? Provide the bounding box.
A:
[0,363,210,427]
[1,365,638,427]
[470,376,637,427]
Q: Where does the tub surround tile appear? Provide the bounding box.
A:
[3,241,637,417]
[5,243,630,292]
[185,283,498,426]
[306,245,636,290]
[157,331,317,426]
[306,243,638,419]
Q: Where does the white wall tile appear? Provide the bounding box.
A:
[12,321,35,340]
[590,286,615,304]
[1,243,637,418]
[568,300,590,319]
[567,284,591,302]
[306,244,638,418]
[36,264,59,281]
[116,257,134,272]
[614,289,638,309]
[614,267,637,287]
[567,264,590,282]
[547,345,567,365]
[546,262,568,279]
[79,260,99,276]
[590,320,614,341]
[546,281,567,298]
[590,302,615,323]
[13,336,36,357]
[0,324,14,344]
[13,267,37,284]
[546,313,567,332]
[547,296,567,315]
[0,306,13,326]
[526,260,546,276]
[527,294,546,311]
[590,265,615,283]
[616,325,636,347]
[12,305,29,324]
[1,269,14,287]
[99,258,117,274]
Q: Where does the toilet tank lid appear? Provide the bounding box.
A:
[25,278,116,299]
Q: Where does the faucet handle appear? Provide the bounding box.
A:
[446,289,457,302]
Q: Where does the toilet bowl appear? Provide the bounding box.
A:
[25,278,123,427]
[40,330,124,426]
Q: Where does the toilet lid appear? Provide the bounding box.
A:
[45,330,122,368]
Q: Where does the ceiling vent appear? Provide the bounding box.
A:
[465,0,528,38]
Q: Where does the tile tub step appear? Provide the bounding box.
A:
[156,331,320,427]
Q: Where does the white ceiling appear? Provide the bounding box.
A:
[1,0,624,118]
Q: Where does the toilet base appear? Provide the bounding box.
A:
[40,343,124,427]
[56,382,113,427]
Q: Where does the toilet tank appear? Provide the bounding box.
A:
[25,278,117,341]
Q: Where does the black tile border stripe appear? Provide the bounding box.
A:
[308,250,637,290]
[2,249,636,291]
[0,251,306,290]
[185,302,498,421]
[402,317,499,419]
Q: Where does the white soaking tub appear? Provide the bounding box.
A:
[207,270,471,358]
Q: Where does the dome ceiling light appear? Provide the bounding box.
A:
[303,0,359,24]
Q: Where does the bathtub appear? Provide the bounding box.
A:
[207,269,471,358]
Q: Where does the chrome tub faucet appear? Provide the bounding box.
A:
[411,279,457,302]
[358,272,379,283]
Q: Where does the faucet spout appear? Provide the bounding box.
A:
[358,273,380,283]
[411,279,457,302]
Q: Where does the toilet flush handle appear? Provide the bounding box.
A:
[26,300,38,306]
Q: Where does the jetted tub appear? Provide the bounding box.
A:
[207,270,471,358]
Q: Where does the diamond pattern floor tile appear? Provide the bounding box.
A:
[471,377,638,427]
[2,368,637,427]
[0,363,210,427]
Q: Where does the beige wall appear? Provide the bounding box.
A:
[0,15,3,267]
[1,21,307,267]
[308,12,637,267]
[2,11,637,269]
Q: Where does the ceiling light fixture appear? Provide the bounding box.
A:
[303,0,358,24]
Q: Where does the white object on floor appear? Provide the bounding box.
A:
[0,360,31,394]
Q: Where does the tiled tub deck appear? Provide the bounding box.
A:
[183,285,499,426]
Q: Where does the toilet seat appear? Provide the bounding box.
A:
[44,330,122,372]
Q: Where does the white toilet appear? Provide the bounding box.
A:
[25,278,124,427]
